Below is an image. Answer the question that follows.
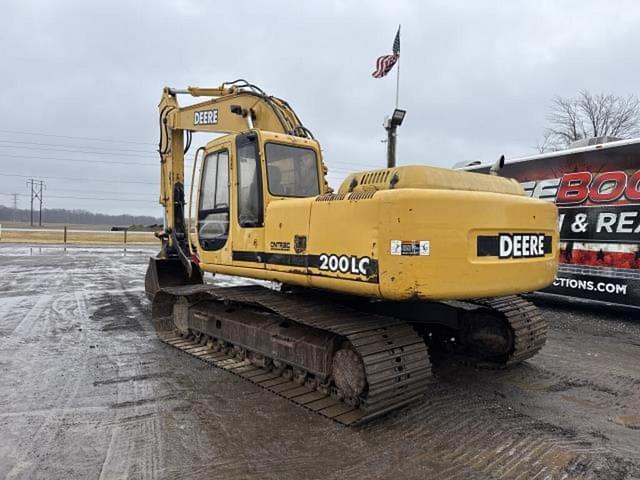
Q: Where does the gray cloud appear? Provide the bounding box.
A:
[1,0,639,215]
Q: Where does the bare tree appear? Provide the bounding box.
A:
[539,90,640,152]
[535,131,554,154]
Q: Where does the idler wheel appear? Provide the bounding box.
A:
[332,347,367,399]
[462,311,513,357]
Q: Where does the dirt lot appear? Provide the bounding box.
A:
[0,245,639,479]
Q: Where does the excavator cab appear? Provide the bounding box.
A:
[187,130,325,268]
[144,81,329,300]
[146,126,326,299]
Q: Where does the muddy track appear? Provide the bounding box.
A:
[153,284,433,425]
[0,245,638,479]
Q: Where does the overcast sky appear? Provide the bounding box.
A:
[1,0,639,217]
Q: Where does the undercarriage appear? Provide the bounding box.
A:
[149,282,547,425]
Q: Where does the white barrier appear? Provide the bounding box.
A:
[3,227,153,234]
[0,227,157,244]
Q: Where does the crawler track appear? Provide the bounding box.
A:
[152,285,432,425]
[471,295,548,367]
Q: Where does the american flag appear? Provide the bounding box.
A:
[372,27,400,78]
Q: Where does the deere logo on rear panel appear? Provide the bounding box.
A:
[477,233,552,259]
[498,233,546,259]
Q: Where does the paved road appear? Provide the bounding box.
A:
[0,245,638,479]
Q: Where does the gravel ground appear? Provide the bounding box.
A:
[0,245,638,480]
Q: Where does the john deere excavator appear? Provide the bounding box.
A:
[146,79,558,425]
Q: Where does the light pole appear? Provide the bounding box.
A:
[384,108,406,168]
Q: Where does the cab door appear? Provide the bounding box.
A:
[192,142,233,267]
[230,132,266,269]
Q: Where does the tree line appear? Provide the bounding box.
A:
[0,206,161,227]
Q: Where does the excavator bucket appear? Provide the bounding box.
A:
[144,257,203,300]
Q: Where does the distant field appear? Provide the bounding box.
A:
[0,227,159,245]
[0,222,115,231]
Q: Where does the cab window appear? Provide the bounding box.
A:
[265,143,320,197]
[237,135,264,227]
[198,150,229,250]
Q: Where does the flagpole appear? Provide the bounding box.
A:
[395,24,401,109]
[380,24,403,169]
[395,55,400,109]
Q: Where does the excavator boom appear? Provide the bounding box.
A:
[157,79,317,243]
[147,80,327,297]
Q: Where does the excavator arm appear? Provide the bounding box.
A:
[157,79,316,252]
[147,80,321,297]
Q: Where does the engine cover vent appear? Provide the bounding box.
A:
[348,191,376,200]
[315,193,347,202]
[361,170,391,185]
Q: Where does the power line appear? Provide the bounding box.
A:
[1,192,157,204]
[0,155,380,178]
[0,167,362,205]
[46,194,157,203]
[0,139,371,168]
[0,169,365,195]
[46,186,157,197]
[0,129,156,146]
[0,128,388,171]
[0,129,386,173]
[0,139,382,172]
[0,173,156,185]
[0,153,156,167]
[0,140,382,187]
[0,144,155,158]
[0,139,154,155]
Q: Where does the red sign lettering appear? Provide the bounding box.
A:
[556,172,592,205]
[589,171,627,203]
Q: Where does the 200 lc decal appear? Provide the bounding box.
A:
[318,254,372,275]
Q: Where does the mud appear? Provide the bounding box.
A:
[0,244,638,479]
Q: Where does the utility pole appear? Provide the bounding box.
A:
[26,179,45,227]
[11,193,18,222]
[28,181,34,226]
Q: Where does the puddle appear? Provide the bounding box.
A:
[612,415,640,430]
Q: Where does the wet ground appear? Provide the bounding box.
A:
[0,245,639,479]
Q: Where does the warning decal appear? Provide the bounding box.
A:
[390,240,430,256]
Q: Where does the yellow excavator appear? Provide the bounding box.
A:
[146,79,558,425]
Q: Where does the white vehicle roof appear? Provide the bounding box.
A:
[454,136,640,170]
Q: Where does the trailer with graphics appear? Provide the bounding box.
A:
[457,137,640,307]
